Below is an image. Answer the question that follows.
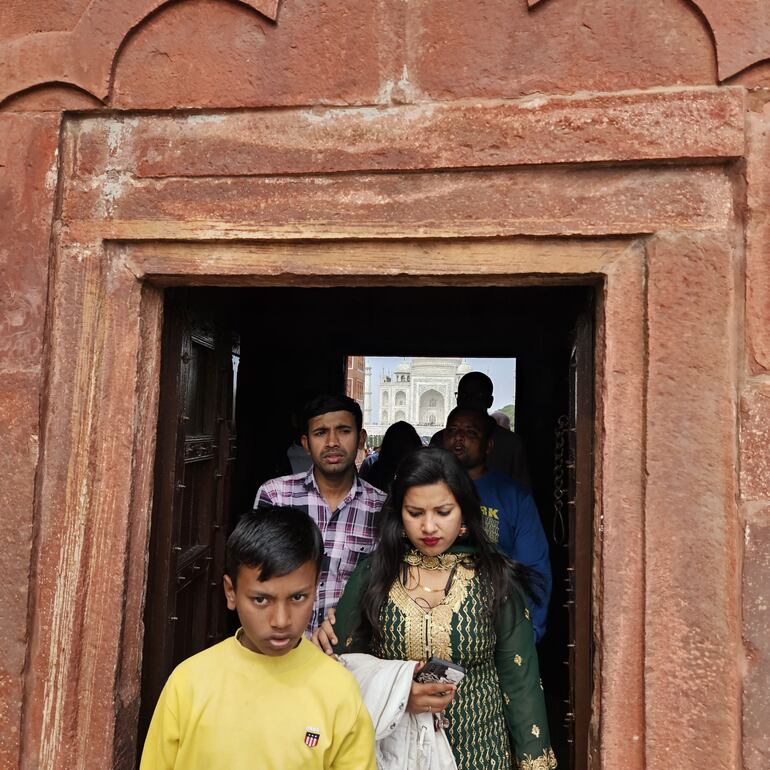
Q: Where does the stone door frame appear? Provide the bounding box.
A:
[22,88,742,769]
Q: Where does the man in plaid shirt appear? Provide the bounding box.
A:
[254,395,386,632]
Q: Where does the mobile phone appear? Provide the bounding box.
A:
[414,656,467,686]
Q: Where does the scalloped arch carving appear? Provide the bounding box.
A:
[528,0,770,81]
[0,0,280,104]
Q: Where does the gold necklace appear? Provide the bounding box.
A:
[401,565,446,590]
[402,562,450,596]
[403,550,474,570]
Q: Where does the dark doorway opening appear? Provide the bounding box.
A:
[140,283,596,770]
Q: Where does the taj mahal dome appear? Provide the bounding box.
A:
[363,357,472,440]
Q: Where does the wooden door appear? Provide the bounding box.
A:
[139,290,239,744]
[564,301,594,770]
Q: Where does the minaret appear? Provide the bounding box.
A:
[364,365,372,425]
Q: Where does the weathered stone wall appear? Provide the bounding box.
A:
[0,113,61,768]
[743,103,770,770]
[1,1,769,768]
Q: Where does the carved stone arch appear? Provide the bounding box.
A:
[0,82,104,112]
[528,0,770,81]
[419,388,444,427]
[0,0,281,105]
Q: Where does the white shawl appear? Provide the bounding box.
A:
[339,653,458,770]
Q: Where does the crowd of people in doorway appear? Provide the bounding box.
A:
[141,373,557,770]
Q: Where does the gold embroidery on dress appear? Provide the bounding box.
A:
[518,747,557,770]
[388,564,474,660]
[382,575,510,769]
[389,577,430,659]
[514,654,523,666]
[503,692,510,705]
[430,602,454,660]
[531,724,540,738]
[524,607,530,620]
[403,550,475,570]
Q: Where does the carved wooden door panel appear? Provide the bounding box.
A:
[139,291,238,745]
[565,302,594,770]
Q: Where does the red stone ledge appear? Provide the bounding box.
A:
[59,165,734,241]
[62,89,746,180]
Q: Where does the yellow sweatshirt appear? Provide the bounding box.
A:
[140,633,375,770]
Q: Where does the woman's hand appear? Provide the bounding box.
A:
[310,608,337,655]
[406,662,457,714]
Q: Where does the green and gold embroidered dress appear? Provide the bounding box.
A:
[332,546,557,770]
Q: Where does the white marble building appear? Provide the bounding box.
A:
[365,357,472,439]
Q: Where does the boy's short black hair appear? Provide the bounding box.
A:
[302,394,363,433]
[226,506,324,586]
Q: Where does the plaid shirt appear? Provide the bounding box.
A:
[254,468,386,632]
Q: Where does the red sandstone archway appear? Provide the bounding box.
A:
[15,90,743,769]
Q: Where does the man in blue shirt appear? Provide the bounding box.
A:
[443,407,552,642]
[431,371,531,488]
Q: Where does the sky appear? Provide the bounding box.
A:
[365,357,517,416]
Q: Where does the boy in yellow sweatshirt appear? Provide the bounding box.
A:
[140,506,376,770]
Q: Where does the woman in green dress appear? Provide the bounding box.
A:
[314,448,557,770]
